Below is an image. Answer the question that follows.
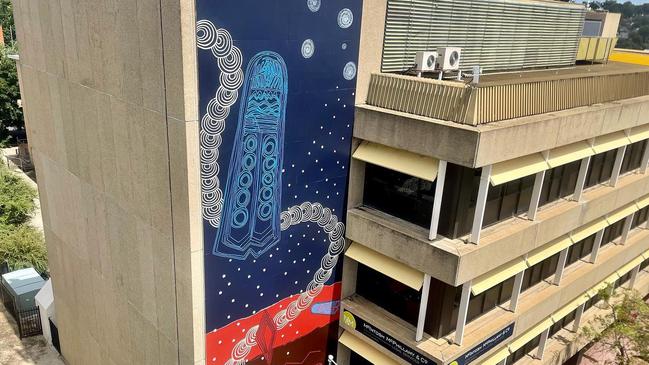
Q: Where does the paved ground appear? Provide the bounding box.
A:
[0,304,63,365]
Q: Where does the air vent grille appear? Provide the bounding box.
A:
[382,0,586,73]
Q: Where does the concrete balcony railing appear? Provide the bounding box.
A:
[366,67,649,126]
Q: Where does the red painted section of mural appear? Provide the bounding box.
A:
[206,283,341,364]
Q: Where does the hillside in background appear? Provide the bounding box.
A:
[592,1,649,50]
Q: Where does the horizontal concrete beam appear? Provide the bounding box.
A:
[355,94,649,168]
[346,171,649,286]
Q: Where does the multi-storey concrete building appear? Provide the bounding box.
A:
[10,0,649,364]
[336,3,649,365]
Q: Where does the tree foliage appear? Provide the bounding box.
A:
[0,162,45,274]
[590,1,649,51]
[0,45,23,141]
[0,0,14,46]
[581,286,649,365]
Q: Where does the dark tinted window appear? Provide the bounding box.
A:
[350,352,374,365]
[522,253,559,292]
[356,264,421,327]
[586,149,617,188]
[482,176,535,228]
[363,164,436,228]
[621,141,646,174]
[539,161,580,207]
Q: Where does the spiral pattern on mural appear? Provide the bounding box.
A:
[224,202,345,365]
[198,20,245,228]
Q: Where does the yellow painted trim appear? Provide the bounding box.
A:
[616,256,645,277]
[551,295,589,323]
[480,346,512,365]
[570,218,609,243]
[339,331,400,365]
[527,235,573,267]
[636,194,649,210]
[345,242,425,290]
[491,153,550,186]
[628,124,649,143]
[472,258,528,295]
[352,141,439,182]
[508,318,553,353]
[592,131,631,154]
[547,141,595,168]
[606,203,639,225]
[610,50,649,66]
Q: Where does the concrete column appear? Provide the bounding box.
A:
[336,343,351,365]
[341,257,358,299]
[470,166,492,244]
[589,229,605,264]
[572,156,591,202]
[509,271,525,312]
[620,213,635,245]
[536,328,551,360]
[629,265,640,289]
[416,274,431,341]
[527,171,546,220]
[572,303,585,332]
[553,248,569,285]
[454,281,472,345]
[641,141,649,174]
[609,146,627,187]
[429,161,448,240]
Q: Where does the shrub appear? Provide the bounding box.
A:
[0,162,37,226]
[0,224,47,274]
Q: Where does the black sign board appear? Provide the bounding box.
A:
[449,323,515,365]
[342,310,438,365]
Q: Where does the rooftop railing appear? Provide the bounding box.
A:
[366,69,649,126]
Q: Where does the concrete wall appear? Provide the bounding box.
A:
[355,95,649,168]
[11,0,204,364]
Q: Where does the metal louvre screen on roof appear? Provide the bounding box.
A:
[382,0,586,73]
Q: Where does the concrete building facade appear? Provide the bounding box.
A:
[10,1,649,365]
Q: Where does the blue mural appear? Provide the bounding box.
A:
[196,1,363,364]
[215,52,288,260]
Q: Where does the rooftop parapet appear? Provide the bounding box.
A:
[366,62,649,126]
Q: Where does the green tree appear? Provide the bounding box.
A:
[0,0,14,45]
[0,45,23,141]
[581,287,649,365]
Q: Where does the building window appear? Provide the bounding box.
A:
[356,263,421,327]
[363,164,436,229]
[521,253,560,292]
[446,277,515,336]
[350,352,374,365]
[621,141,647,174]
[633,207,649,228]
[482,175,535,229]
[550,309,576,337]
[602,220,625,248]
[585,149,618,189]
[539,161,580,207]
[582,19,603,36]
[506,334,541,364]
[566,234,596,267]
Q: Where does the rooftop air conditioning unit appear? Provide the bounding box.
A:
[436,47,462,71]
[414,51,439,72]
